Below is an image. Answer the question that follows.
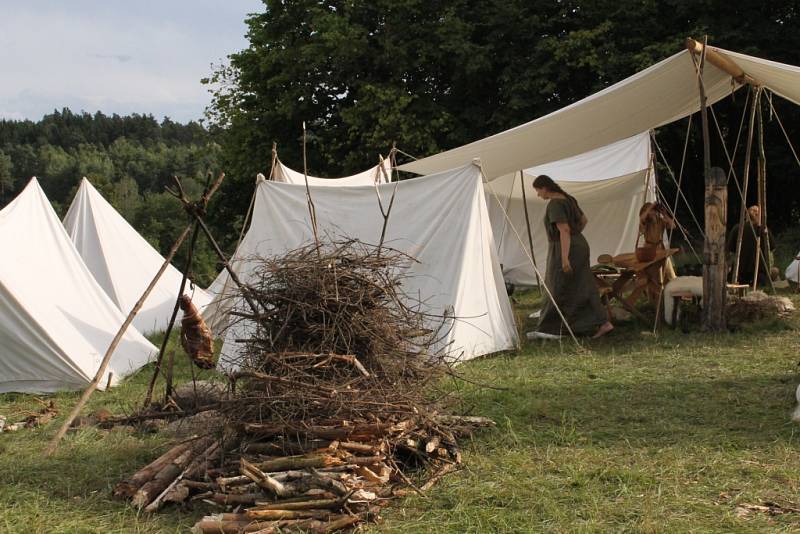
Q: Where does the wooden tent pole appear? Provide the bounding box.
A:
[301,121,319,245]
[686,37,758,86]
[752,97,776,293]
[46,223,195,456]
[268,142,278,181]
[694,35,727,331]
[518,170,542,291]
[732,87,761,283]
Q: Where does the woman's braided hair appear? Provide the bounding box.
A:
[532,174,585,225]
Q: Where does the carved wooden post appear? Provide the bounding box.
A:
[702,167,727,331]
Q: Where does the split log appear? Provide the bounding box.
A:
[206,492,266,506]
[245,509,332,521]
[254,454,343,472]
[131,436,215,509]
[153,440,221,509]
[243,421,411,441]
[250,497,345,511]
[113,442,193,498]
[191,515,304,534]
[241,458,292,498]
[217,474,251,490]
[315,514,362,533]
[244,440,329,456]
[183,480,216,491]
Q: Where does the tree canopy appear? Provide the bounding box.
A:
[0,109,222,285]
[207,0,800,236]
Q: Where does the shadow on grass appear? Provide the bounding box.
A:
[466,369,800,449]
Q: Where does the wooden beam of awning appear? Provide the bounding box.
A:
[686,37,759,86]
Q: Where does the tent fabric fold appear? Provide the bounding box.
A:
[273,158,391,187]
[63,178,211,334]
[204,164,517,366]
[398,47,800,178]
[0,178,156,393]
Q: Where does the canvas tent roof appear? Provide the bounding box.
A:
[63,178,211,334]
[273,158,392,187]
[0,178,156,393]
[487,133,653,285]
[204,164,517,366]
[399,46,800,178]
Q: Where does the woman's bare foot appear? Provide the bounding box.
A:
[592,321,614,339]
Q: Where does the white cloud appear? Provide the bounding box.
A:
[0,0,261,123]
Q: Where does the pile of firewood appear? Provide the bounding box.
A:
[113,414,493,532]
[114,239,491,531]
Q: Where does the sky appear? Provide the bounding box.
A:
[0,0,262,123]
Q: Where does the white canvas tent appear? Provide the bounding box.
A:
[0,178,156,393]
[399,46,800,178]
[487,133,653,285]
[268,137,652,288]
[273,158,392,187]
[786,253,800,285]
[63,178,211,334]
[205,163,517,366]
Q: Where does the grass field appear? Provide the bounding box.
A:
[2,290,800,533]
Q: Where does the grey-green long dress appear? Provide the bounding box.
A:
[537,198,606,335]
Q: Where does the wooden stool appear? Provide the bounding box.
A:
[727,283,749,299]
[671,291,700,330]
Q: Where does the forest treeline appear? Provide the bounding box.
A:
[0,109,222,284]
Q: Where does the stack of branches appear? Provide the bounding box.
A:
[223,238,455,426]
[114,238,495,531]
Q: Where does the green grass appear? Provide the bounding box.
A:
[3,293,800,533]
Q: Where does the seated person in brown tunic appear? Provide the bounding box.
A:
[638,202,676,281]
[727,205,775,286]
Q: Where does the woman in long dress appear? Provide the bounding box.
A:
[530,175,613,339]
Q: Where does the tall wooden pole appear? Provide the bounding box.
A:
[696,36,727,331]
[732,88,761,283]
[518,171,542,290]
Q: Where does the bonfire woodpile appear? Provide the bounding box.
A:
[113,239,493,532]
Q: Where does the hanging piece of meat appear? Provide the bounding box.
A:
[179,295,216,369]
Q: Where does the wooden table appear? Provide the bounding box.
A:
[594,248,678,321]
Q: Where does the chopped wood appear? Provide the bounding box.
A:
[217,474,251,490]
[113,442,192,499]
[131,436,215,509]
[420,463,458,492]
[253,454,343,472]
[113,239,492,531]
[250,497,345,511]
[206,492,265,506]
[241,458,292,498]
[245,509,332,520]
[424,436,441,454]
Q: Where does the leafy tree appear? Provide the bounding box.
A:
[0,150,12,200]
[207,0,800,238]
